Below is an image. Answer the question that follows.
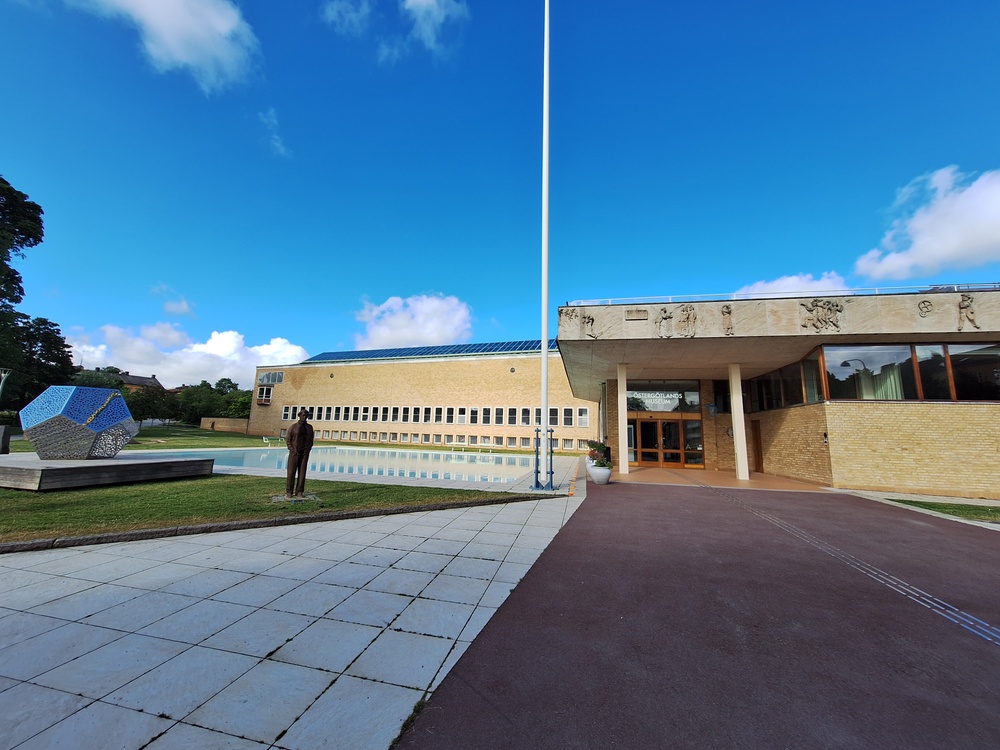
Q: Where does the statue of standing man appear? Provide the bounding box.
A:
[286,408,314,498]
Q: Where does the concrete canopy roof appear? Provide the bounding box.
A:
[557,289,1000,402]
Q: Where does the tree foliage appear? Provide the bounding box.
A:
[0,176,45,308]
[73,369,124,389]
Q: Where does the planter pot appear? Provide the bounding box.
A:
[588,465,612,485]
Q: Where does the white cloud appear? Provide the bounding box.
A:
[320,0,371,37]
[258,107,291,157]
[354,293,472,349]
[735,272,849,298]
[67,324,308,389]
[163,297,195,315]
[855,166,1000,280]
[401,0,469,55]
[67,0,260,93]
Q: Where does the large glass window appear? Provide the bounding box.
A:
[916,346,950,400]
[826,346,917,400]
[803,350,823,403]
[950,344,1000,400]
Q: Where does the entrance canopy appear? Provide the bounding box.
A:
[557,288,1000,403]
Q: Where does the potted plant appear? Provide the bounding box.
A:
[587,455,613,484]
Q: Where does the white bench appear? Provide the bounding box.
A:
[262,436,285,447]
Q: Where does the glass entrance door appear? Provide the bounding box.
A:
[636,418,703,468]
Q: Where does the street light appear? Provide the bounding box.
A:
[840,359,868,371]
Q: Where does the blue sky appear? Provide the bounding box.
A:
[2,0,999,388]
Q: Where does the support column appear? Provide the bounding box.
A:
[617,362,629,475]
[729,363,749,480]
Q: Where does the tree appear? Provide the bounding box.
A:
[176,381,225,424]
[73,369,124,389]
[124,387,170,426]
[214,377,240,395]
[0,176,45,308]
[1,314,75,408]
[225,390,252,419]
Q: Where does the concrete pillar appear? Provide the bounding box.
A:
[617,362,629,475]
[729,363,749,480]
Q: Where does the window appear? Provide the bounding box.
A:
[359,431,367,441]
[521,408,531,426]
[362,406,370,421]
[382,407,390,422]
[578,407,590,428]
[563,439,574,449]
[390,432,398,442]
[916,345,950,399]
[422,434,431,444]
[549,407,558,427]
[370,406,378,422]
[535,407,543,426]
[508,407,518,426]
[352,406,360,421]
[281,406,291,420]
[563,408,573,427]
[950,344,1000,400]
[446,407,455,424]
[306,407,314,419]
[470,408,479,425]
[627,381,700,412]
[495,407,504,425]
[482,408,491,425]
[457,407,466,424]
[433,434,442,444]
[423,407,432,423]
[257,371,284,384]
[825,346,917,401]
[341,431,349,439]
[578,439,590,450]
[469,435,477,445]
[391,407,399,422]
[350,431,358,440]
[322,430,329,439]
[380,432,388,442]
[507,437,517,448]
[325,406,332,420]
[520,437,531,448]
[780,363,804,406]
[434,407,443,424]
[279,428,287,437]
[803,351,823,403]
[445,435,454,444]
[402,406,410,422]
[400,433,409,443]
[334,406,342,420]
[256,386,272,404]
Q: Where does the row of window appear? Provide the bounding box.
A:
[279,404,591,428]
[278,428,590,451]
[743,342,1000,412]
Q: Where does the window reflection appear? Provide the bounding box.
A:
[825,346,918,400]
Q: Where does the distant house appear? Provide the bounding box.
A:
[81,368,165,393]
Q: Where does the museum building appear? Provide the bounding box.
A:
[248,286,999,500]
[557,286,1000,500]
[248,341,601,453]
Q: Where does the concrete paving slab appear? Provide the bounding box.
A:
[15,699,172,750]
[270,618,381,672]
[345,629,454,689]
[200,609,312,657]
[0,682,91,748]
[146,722,267,749]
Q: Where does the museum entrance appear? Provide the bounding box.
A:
[626,380,704,469]
[633,417,704,468]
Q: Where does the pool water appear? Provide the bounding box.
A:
[150,447,534,484]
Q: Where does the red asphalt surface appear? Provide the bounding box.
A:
[396,482,1000,749]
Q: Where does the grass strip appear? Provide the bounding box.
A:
[0,474,511,545]
[890,499,1000,523]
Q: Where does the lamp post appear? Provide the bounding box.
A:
[840,359,868,371]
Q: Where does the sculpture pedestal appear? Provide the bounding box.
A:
[0,453,214,491]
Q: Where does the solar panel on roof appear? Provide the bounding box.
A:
[303,339,558,364]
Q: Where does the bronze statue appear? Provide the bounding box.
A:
[286,408,314,498]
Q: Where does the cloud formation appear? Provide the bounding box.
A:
[68,0,260,92]
[321,0,372,37]
[354,293,472,349]
[322,0,470,65]
[259,107,291,157]
[855,166,1000,280]
[67,323,308,389]
[735,272,849,298]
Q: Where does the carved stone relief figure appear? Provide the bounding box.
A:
[721,304,734,336]
[958,294,981,331]
[800,298,844,332]
[917,299,933,318]
[677,304,697,338]
[654,307,673,338]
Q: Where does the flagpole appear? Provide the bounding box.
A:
[536,0,552,489]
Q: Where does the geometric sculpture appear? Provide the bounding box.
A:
[20,386,139,459]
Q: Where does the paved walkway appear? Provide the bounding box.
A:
[0,492,584,748]
[397,480,1000,749]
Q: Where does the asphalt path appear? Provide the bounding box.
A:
[396,482,1000,749]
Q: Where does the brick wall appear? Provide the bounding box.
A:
[249,353,600,450]
[825,401,999,499]
[750,403,833,485]
[199,417,249,434]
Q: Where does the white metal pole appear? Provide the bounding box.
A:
[538,0,551,488]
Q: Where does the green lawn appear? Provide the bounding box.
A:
[0,474,512,544]
[891,499,1000,523]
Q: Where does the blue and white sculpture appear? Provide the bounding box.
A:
[20,386,139,459]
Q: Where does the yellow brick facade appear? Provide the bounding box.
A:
[249,351,600,452]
